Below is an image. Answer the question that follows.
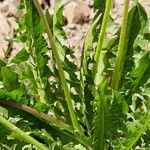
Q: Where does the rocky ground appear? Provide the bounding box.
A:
[0,0,150,60]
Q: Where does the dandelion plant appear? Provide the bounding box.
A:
[0,0,149,149]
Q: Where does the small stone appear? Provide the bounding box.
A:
[0,1,9,13]
[64,0,90,24]
[85,0,93,7]
[67,23,76,29]
[0,13,11,36]
[0,0,20,18]
[0,36,8,59]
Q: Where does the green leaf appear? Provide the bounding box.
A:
[130,51,150,92]
[36,54,52,77]
[9,89,25,102]
[53,0,66,45]
[144,33,150,41]
[81,14,101,76]
[94,0,106,12]
[33,102,47,112]
[109,91,128,140]
[116,113,150,150]
[80,15,102,131]
[25,0,44,39]
[25,0,47,54]
[1,67,20,91]
[0,89,9,99]
[138,3,148,32]
[93,80,110,150]
[11,49,29,64]
[122,3,149,79]
[21,0,53,104]
[0,60,6,69]
[0,59,6,80]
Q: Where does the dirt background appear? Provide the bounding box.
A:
[0,0,150,60]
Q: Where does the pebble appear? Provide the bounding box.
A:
[0,0,150,60]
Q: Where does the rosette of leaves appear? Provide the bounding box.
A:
[0,0,149,149]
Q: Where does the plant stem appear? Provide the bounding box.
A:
[0,100,92,149]
[93,0,112,80]
[0,100,72,132]
[111,0,130,90]
[0,115,49,150]
[33,0,81,132]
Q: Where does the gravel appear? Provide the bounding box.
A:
[0,0,150,60]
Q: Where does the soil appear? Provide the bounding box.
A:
[0,0,150,60]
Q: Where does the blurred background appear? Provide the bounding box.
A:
[0,0,149,60]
